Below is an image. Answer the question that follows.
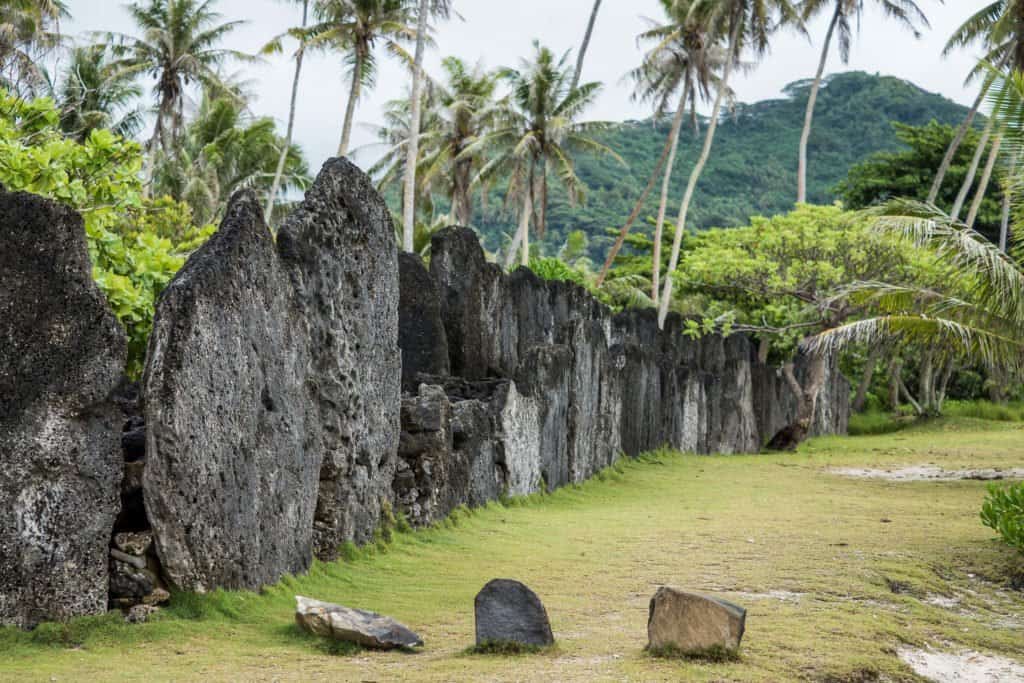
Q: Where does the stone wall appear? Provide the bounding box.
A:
[394,227,850,526]
[2,161,850,626]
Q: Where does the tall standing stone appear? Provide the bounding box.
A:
[0,190,126,627]
[143,191,317,592]
[278,157,400,558]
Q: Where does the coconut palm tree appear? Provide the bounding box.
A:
[657,0,802,327]
[468,41,620,267]
[929,1,1024,204]
[302,0,416,158]
[153,88,310,224]
[368,57,498,227]
[796,0,929,205]
[401,0,453,252]
[0,0,68,96]
[598,0,727,304]
[262,0,311,223]
[572,0,603,90]
[58,44,144,141]
[106,0,253,182]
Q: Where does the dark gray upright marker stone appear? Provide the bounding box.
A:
[474,579,554,647]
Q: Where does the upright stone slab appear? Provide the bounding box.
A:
[647,587,746,654]
[143,191,317,592]
[278,157,400,558]
[0,190,126,627]
[475,579,554,648]
[398,253,449,392]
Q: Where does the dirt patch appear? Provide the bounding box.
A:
[898,647,1024,682]
[829,466,1024,482]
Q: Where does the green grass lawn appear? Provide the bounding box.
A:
[2,417,1023,682]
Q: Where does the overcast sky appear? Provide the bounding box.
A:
[64,0,991,172]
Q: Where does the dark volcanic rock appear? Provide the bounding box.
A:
[395,385,470,526]
[278,157,400,558]
[474,579,554,648]
[398,253,449,391]
[0,189,126,628]
[143,191,318,592]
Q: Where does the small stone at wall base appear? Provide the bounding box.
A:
[295,596,423,650]
[647,587,746,654]
[125,604,158,624]
[474,579,554,648]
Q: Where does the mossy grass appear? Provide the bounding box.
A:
[645,643,741,663]
[464,639,555,656]
[3,414,1024,681]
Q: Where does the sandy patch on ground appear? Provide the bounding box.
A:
[829,465,1024,482]
[898,647,1024,682]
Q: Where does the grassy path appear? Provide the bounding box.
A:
[2,418,1023,681]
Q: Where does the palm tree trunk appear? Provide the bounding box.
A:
[852,344,882,413]
[401,0,431,252]
[454,158,473,225]
[927,61,1003,204]
[657,17,742,328]
[966,131,1003,229]
[594,110,676,288]
[571,0,602,91]
[338,48,364,157]
[1000,149,1018,252]
[797,2,840,205]
[504,189,532,269]
[951,117,993,220]
[265,0,309,224]
[652,83,691,305]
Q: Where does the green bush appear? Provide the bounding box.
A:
[981,483,1024,554]
[0,91,214,376]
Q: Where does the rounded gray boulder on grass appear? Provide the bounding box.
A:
[295,596,424,650]
[474,579,555,648]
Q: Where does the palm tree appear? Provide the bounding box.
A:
[796,0,929,205]
[930,1,1024,204]
[808,199,1024,415]
[0,0,68,96]
[468,41,620,267]
[401,0,453,252]
[571,0,603,90]
[153,89,310,224]
[58,44,144,141]
[657,0,802,327]
[368,58,498,227]
[602,0,726,304]
[302,0,416,158]
[262,0,311,223]
[106,0,253,181]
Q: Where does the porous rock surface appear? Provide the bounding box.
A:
[474,579,554,648]
[0,189,126,628]
[647,587,747,653]
[395,228,850,528]
[143,191,317,592]
[143,158,400,591]
[295,596,423,649]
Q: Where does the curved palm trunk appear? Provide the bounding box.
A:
[265,0,309,224]
[797,2,840,205]
[504,189,533,268]
[401,0,431,252]
[571,0,602,91]
[337,48,365,157]
[966,131,1003,229]
[928,61,1004,205]
[1000,149,1019,252]
[453,157,473,225]
[652,84,691,305]
[657,18,742,328]
[951,117,994,220]
[593,114,675,288]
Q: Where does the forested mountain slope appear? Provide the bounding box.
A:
[465,71,973,256]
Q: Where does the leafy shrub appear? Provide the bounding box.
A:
[981,483,1024,554]
[525,256,587,286]
[0,91,214,376]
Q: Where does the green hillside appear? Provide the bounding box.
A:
[467,71,974,257]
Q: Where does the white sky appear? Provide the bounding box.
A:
[64,0,992,172]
